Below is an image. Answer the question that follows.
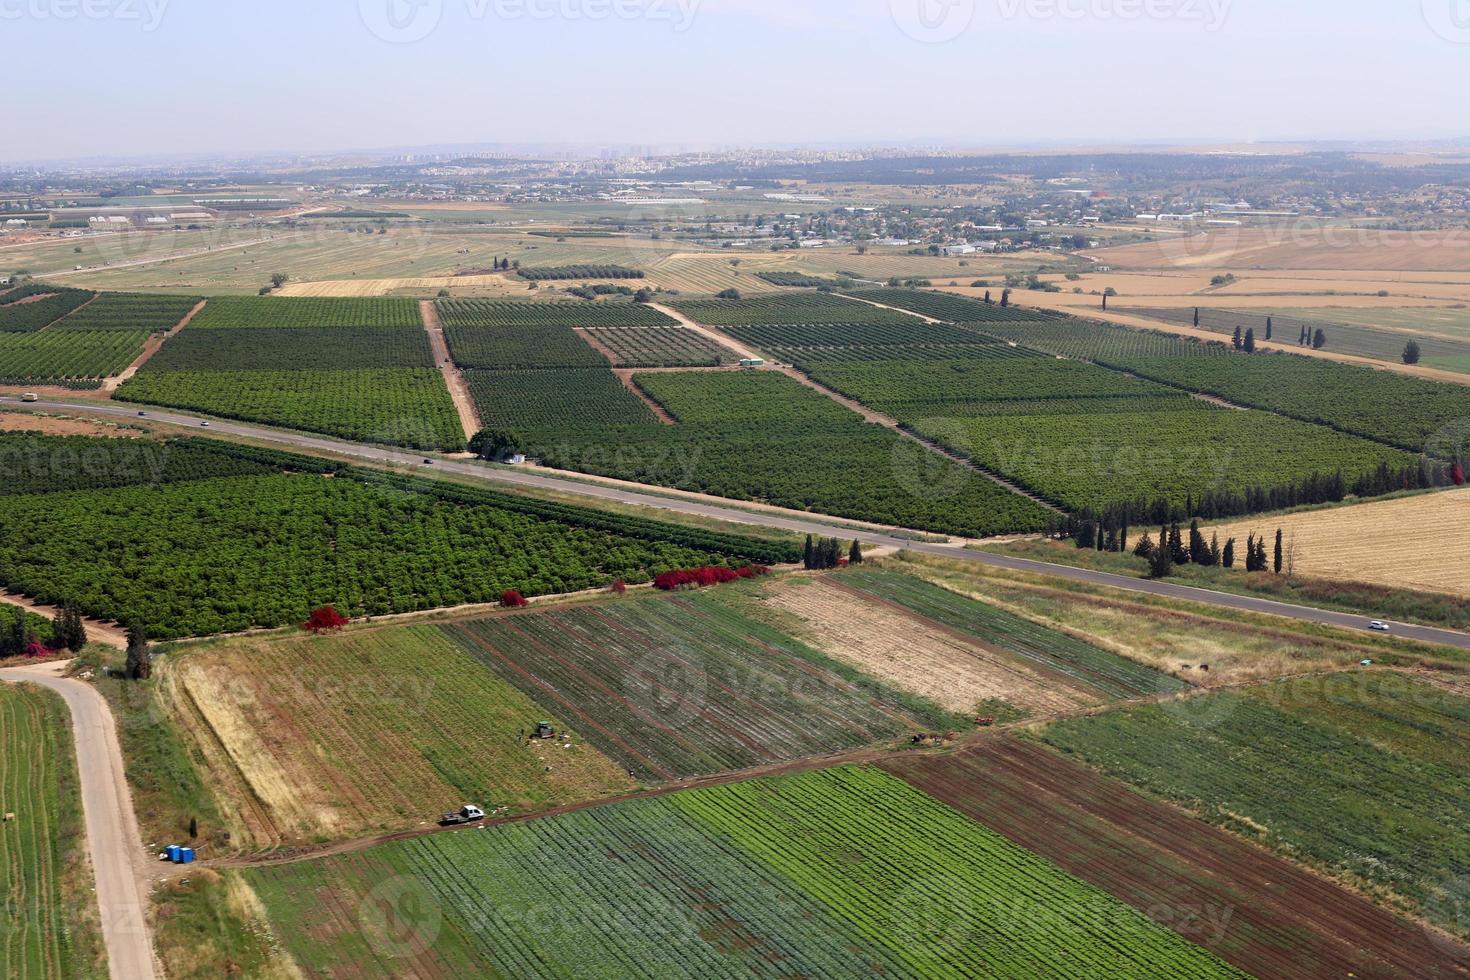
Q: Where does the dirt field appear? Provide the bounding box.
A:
[763,576,1097,716]
[163,626,637,850]
[1090,226,1470,274]
[1208,490,1470,598]
[884,737,1470,980]
[0,410,139,438]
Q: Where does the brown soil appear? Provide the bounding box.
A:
[102,299,205,393]
[611,370,676,425]
[419,299,481,441]
[884,738,1470,980]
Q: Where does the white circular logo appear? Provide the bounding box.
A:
[1424,0,1470,43]
[891,0,977,43]
[359,875,443,959]
[359,0,443,44]
[624,651,708,727]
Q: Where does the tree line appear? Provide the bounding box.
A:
[803,535,864,570]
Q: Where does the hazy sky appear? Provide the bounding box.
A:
[5,0,1468,162]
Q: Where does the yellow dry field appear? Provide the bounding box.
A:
[163,625,636,849]
[0,410,139,437]
[1207,489,1470,598]
[1091,227,1470,273]
[893,555,1385,687]
[762,576,1098,716]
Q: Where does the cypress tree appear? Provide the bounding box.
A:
[50,605,67,651]
[1244,328,1255,353]
[1233,326,1243,350]
[1208,533,1221,567]
[1134,533,1155,558]
[849,540,864,565]
[1193,307,1200,328]
[1265,316,1273,341]
[1222,538,1236,569]
[1169,523,1188,565]
[803,535,815,570]
[1313,328,1327,349]
[1188,520,1207,565]
[1274,529,1284,575]
[1148,539,1173,579]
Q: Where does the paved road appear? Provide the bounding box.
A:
[0,662,158,980]
[7,394,1470,652]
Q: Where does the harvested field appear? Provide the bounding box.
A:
[0,411,138,438]
[166,625,636,848]
[1091,227,1470,273]
[884,738,1470,980]
[1208,489,1470,598]
[762,576,1097,717]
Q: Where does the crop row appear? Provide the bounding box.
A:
[436,299,677,328]
[835,568,1187,700]
[720,319,1005,351]
[0,328,150,381]
[443,320,608,370]
[977,319,1212,360]
[1038,673,1470,941]
[145,326,436,372]
[54,293,198,332]
[770,343,1038,365]
[249,766,1237,977]
[188,296,423,329]
[516,264,645,280]
[672,293,918,326]
[0,432,284,497]
[443,592,935,781]
[846,288,1064,323]
[115,368,466,450]
[755,271,847,287]
[581,326,733,367]
[0,285,95,333]
[520,370,1053,537]
[464,368,658,431]
[0,685,91,980]
[0,472,742,638]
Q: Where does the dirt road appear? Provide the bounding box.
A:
[0,590,126,648]
[103,299,206,394]
[421,299,481,442]
[0,661,158,980]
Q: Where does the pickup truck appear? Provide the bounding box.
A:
[440,805,486,827]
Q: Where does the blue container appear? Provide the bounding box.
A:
[180,848,196,864]
[166,845,182,863]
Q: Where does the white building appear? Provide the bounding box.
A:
[942,243,977,256]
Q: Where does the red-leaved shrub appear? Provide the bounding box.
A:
[653,566,767,592]
[302,606,350,633]
[25,639,49,659]
[501,590,529,608]
[610,580,628,595]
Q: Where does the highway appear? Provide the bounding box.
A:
[7,394,1470,652]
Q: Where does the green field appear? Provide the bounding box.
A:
[0,438,795,638]
[247,767,1240,978]
[463,368,658,431]
[1037,672,1470,937]
[528,370,1053,537]
[188,296,422,329]
[53,293,197,332]
[580,326,733,367]
[0,683,103,979]
[441,587,955,782]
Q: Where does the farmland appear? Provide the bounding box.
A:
[0,329,151,385]
[0,683,103,980]
[718,318,1020,364]
[436,299,677,328]
[463,368,657,431]
[116,294,463,449]
[826,568,1187,701]
[1037,672,1470,940]
[531,370,1053,536]
[807,355,1413,513]
[580,326,734,367]
[440,588,952,781]
[0,285,94,333]
[0,440,795,638]
[53,292,197,332]
[186,295,423,329]
[517,264,645,280]
[884,738,1470,979]
[1208,488,1470,597]
[166,625,636,846]
[846,287,1065,323]
[672,293,921,326]
[247,767,1239,978]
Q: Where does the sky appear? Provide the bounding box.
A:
[5,0,1469,163]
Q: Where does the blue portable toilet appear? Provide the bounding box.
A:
[180,848,196,864]
[166,845,182,863]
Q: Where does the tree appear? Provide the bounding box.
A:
[469,428,524,462]
[1193,308,1200,328]
[1274,529,1284,575]
[500,591,528,608]
[1101,293,1108,311]
[270,273,289,289]
[1207,533,1221,567]
[58,604,86,653]
[1243,328,1256,353]
[1313,328,1327,350]
[124,622,151,681]
[1147,537,1173,579]
[716,288,741,300]
[983,290,992,304]
[803,535,815,570]
[1134,533,1155,558]
[1299,325,1309,346]
[1188,520,1208,565]
[1232,326,1243,350]
[1403,340,1422,365]
[633,288,654,304]
[1168,523,1188,565]
[849,540,864,565]
[302,606,349,633]
[189,817,198,840]
[1222,537,1236,569]
[1000,289,1011,308]
[1265,316,1273,341]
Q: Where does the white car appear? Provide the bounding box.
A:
[1369,621,1391,633]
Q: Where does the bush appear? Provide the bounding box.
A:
[501,590,529,608]
[653,565,766,591]
[302,606,349,633]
